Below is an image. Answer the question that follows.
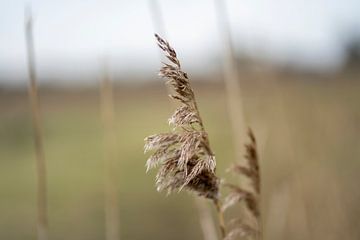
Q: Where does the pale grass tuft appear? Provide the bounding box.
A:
[145,34,219,200]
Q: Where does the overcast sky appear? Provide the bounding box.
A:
[0,0,359,86]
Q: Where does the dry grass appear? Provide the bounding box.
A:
[214,0,247,162]
[99,63,121,240]
[25,9,48,240]
[1,77,359,240]
[144,34,266,240]
[144,34,226,238]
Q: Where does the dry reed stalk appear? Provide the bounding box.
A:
[100,63,121,240]
[214,0,247,161]
[145,34,226,238]
[213,3,264,236]
[194,198,219,240]
[148,0,173,96]
[222,129,261,240]
[25,9,48,240]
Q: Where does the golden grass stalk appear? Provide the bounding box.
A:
[25,9,48,240]
[99,63,121,240]
[213,3,263,236]
[145,34,226,238]
[222,129,262,240]
[214,0,247,161]
[194,198,219,240]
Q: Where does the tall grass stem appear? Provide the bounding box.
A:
[100,62,121,240]
[25,8,48,240]
[214,0,247,160]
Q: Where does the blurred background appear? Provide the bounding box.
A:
[1,0,360,239]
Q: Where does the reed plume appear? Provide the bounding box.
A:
[145,34,219,199]
[222,129,261,240]
[147,1,221,234]
[145,34,226,237]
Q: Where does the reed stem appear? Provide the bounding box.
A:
[214,199,226,239]
[195,198,219,240]
[214,0,246,160]
[25,8,48,240]
[100,62,120,240]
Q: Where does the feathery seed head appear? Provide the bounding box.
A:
[144,34,219,200]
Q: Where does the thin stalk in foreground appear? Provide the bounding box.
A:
[100,63,121,240]
[194,198,219,240]
[25,9,48,240]
[214,0,247,161]
[214,199,226,238]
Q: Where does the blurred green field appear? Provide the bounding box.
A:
[1,77,360,240]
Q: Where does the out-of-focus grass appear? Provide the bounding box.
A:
[0,77,359,240]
